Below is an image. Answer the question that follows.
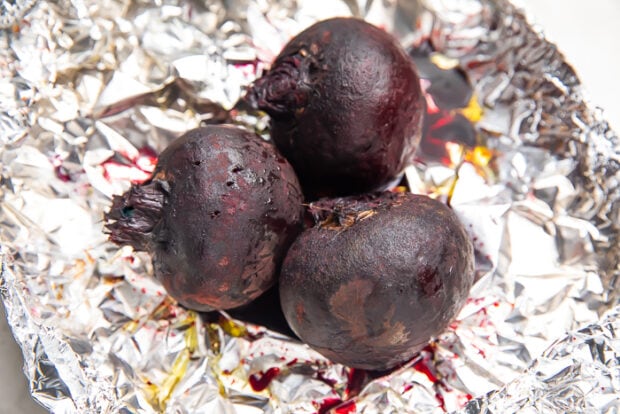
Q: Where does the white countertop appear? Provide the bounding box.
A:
[1,1,618,413]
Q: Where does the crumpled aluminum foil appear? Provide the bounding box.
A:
[1,0,619,413]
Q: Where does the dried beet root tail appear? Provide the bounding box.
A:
[245,58,309,116]
[307,192,404,227]
[104,180,167,251]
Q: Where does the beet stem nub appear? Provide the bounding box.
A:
[104,180,165,251]
[246,60,306,116]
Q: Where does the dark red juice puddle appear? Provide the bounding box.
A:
[54,165,72,182]
[316,397,343,414]
[315,370,337,387]
[344,368,368,399]
[248,367,281,391]
[413,358,438,383]
[435,392,447,412]
[334,400,356,414]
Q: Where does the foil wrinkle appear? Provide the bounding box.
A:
[1,0,619,413]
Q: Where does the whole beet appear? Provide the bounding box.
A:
[279,192,474,370]
[105,125,304,311]
[246,18,424,199]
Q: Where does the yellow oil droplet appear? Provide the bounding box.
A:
[429,53,460,70]
[102,275,124,285]
[219,316,248,338]
[158,348,191,408]
[464,146,497,180]
[459,94,483,123]
[465,146,493,168]
[143,312,197,411]
[50,282,64,300]
[72,259,86,279]
[184,312,198,354]
[149,297,177,320]
[431,175,458,201]
[446,174,459,205]
[143,349,191,411]
[206,322,222,355]
[171,309,196,330]
[210,358,228,397]
[123,319,140,334]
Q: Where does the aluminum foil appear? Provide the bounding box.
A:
[1,0,619,413]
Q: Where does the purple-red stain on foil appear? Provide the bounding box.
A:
[248,367,281,391]
[52,156,72,182]
[316,397,343,414]
[51,154,81,182]
[413,353,439,384]
[344,368,367,399]
[407,342,476,411]
[103,146,157,184]
[315,370,338,387]
[315,398,357,414]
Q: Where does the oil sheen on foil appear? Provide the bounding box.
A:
[1,0,619,413]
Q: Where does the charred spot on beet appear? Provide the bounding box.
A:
[246,18,425,199]
[279,192,474,370]
[105,125,304,311]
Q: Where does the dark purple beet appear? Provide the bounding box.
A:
[105,125,304,311]
[279,192,474,370]
[246,18,425,199]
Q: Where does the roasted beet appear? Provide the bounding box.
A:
[279,192,474,370]
[105,125,304,311]
[246,18,425,199]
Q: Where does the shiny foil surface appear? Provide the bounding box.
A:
[1,0,619,413]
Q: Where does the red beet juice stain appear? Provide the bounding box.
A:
[413,358,438,383]
[316,398,357,414]
[315,370,337,387]
[316,397,343,414]
[334,400,356,414]
[344,368,367,399]
[249,367,281,391]
[435,392,447,412]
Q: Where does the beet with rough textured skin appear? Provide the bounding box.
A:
[105,125,304,311]
[279,192,474,370]
[246,18,425,199]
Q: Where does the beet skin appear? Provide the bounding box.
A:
[246,18,425,199]
[105,125,304,311]
[279,192,474,370]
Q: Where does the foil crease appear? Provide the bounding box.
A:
[1,0,619,413]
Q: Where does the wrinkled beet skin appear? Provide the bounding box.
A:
[247,18,425,199]
[279,192,474,370]
[106,125,304,311]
